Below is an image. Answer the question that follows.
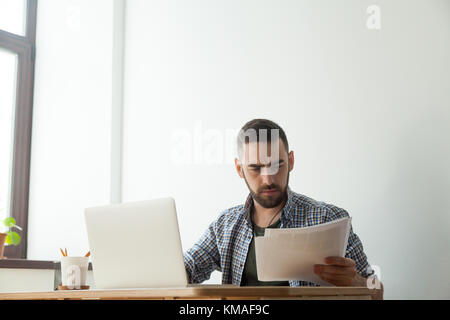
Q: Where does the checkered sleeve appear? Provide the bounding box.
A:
[325,207,374,278]
[183,219,221,284]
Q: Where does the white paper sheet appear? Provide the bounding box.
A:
[254,217,351,286]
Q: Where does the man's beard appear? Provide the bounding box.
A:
[243,172,290,209]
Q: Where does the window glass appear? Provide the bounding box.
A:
[0,0,27,36]
[0,48,17,221]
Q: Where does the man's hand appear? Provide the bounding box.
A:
[314,256,384,299]
[313,256,363,286]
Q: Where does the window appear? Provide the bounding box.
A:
[0,0,37,258]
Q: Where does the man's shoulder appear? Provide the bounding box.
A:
[289,190,350,220]
[216,204,245,222]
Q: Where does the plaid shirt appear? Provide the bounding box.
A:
[184,187,373,286]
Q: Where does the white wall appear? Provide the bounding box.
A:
[26,0,450,299]
[122,0,450,299]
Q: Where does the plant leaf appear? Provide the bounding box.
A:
[2,217,16,228]
[5,231,21,246]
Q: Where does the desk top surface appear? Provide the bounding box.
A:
[0,285,373,300]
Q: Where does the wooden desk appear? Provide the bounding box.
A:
[0,285,373,300]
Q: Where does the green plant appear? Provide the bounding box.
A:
[0,216,22,246]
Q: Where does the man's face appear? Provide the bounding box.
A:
[235,139,294,208]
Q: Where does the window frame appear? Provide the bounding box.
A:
[0,0,37,259]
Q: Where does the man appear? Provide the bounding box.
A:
[184,119,383,299]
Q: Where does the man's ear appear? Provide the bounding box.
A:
[288,151,294,172]
[235,158,244,178]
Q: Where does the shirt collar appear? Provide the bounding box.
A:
[244,186,295,224]
[283,186,295,219]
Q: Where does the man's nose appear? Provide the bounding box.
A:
[260,172,275,185]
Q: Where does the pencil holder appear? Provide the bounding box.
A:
[60,256,89,289]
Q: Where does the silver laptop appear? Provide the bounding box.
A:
[84,197,188,289]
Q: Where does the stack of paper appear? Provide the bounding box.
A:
[255,217,351,286]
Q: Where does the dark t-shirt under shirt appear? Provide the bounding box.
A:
[240,218,290,286]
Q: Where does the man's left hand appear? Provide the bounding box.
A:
[313,256,360,286]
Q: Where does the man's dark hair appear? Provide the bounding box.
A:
[237,119,289,159]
